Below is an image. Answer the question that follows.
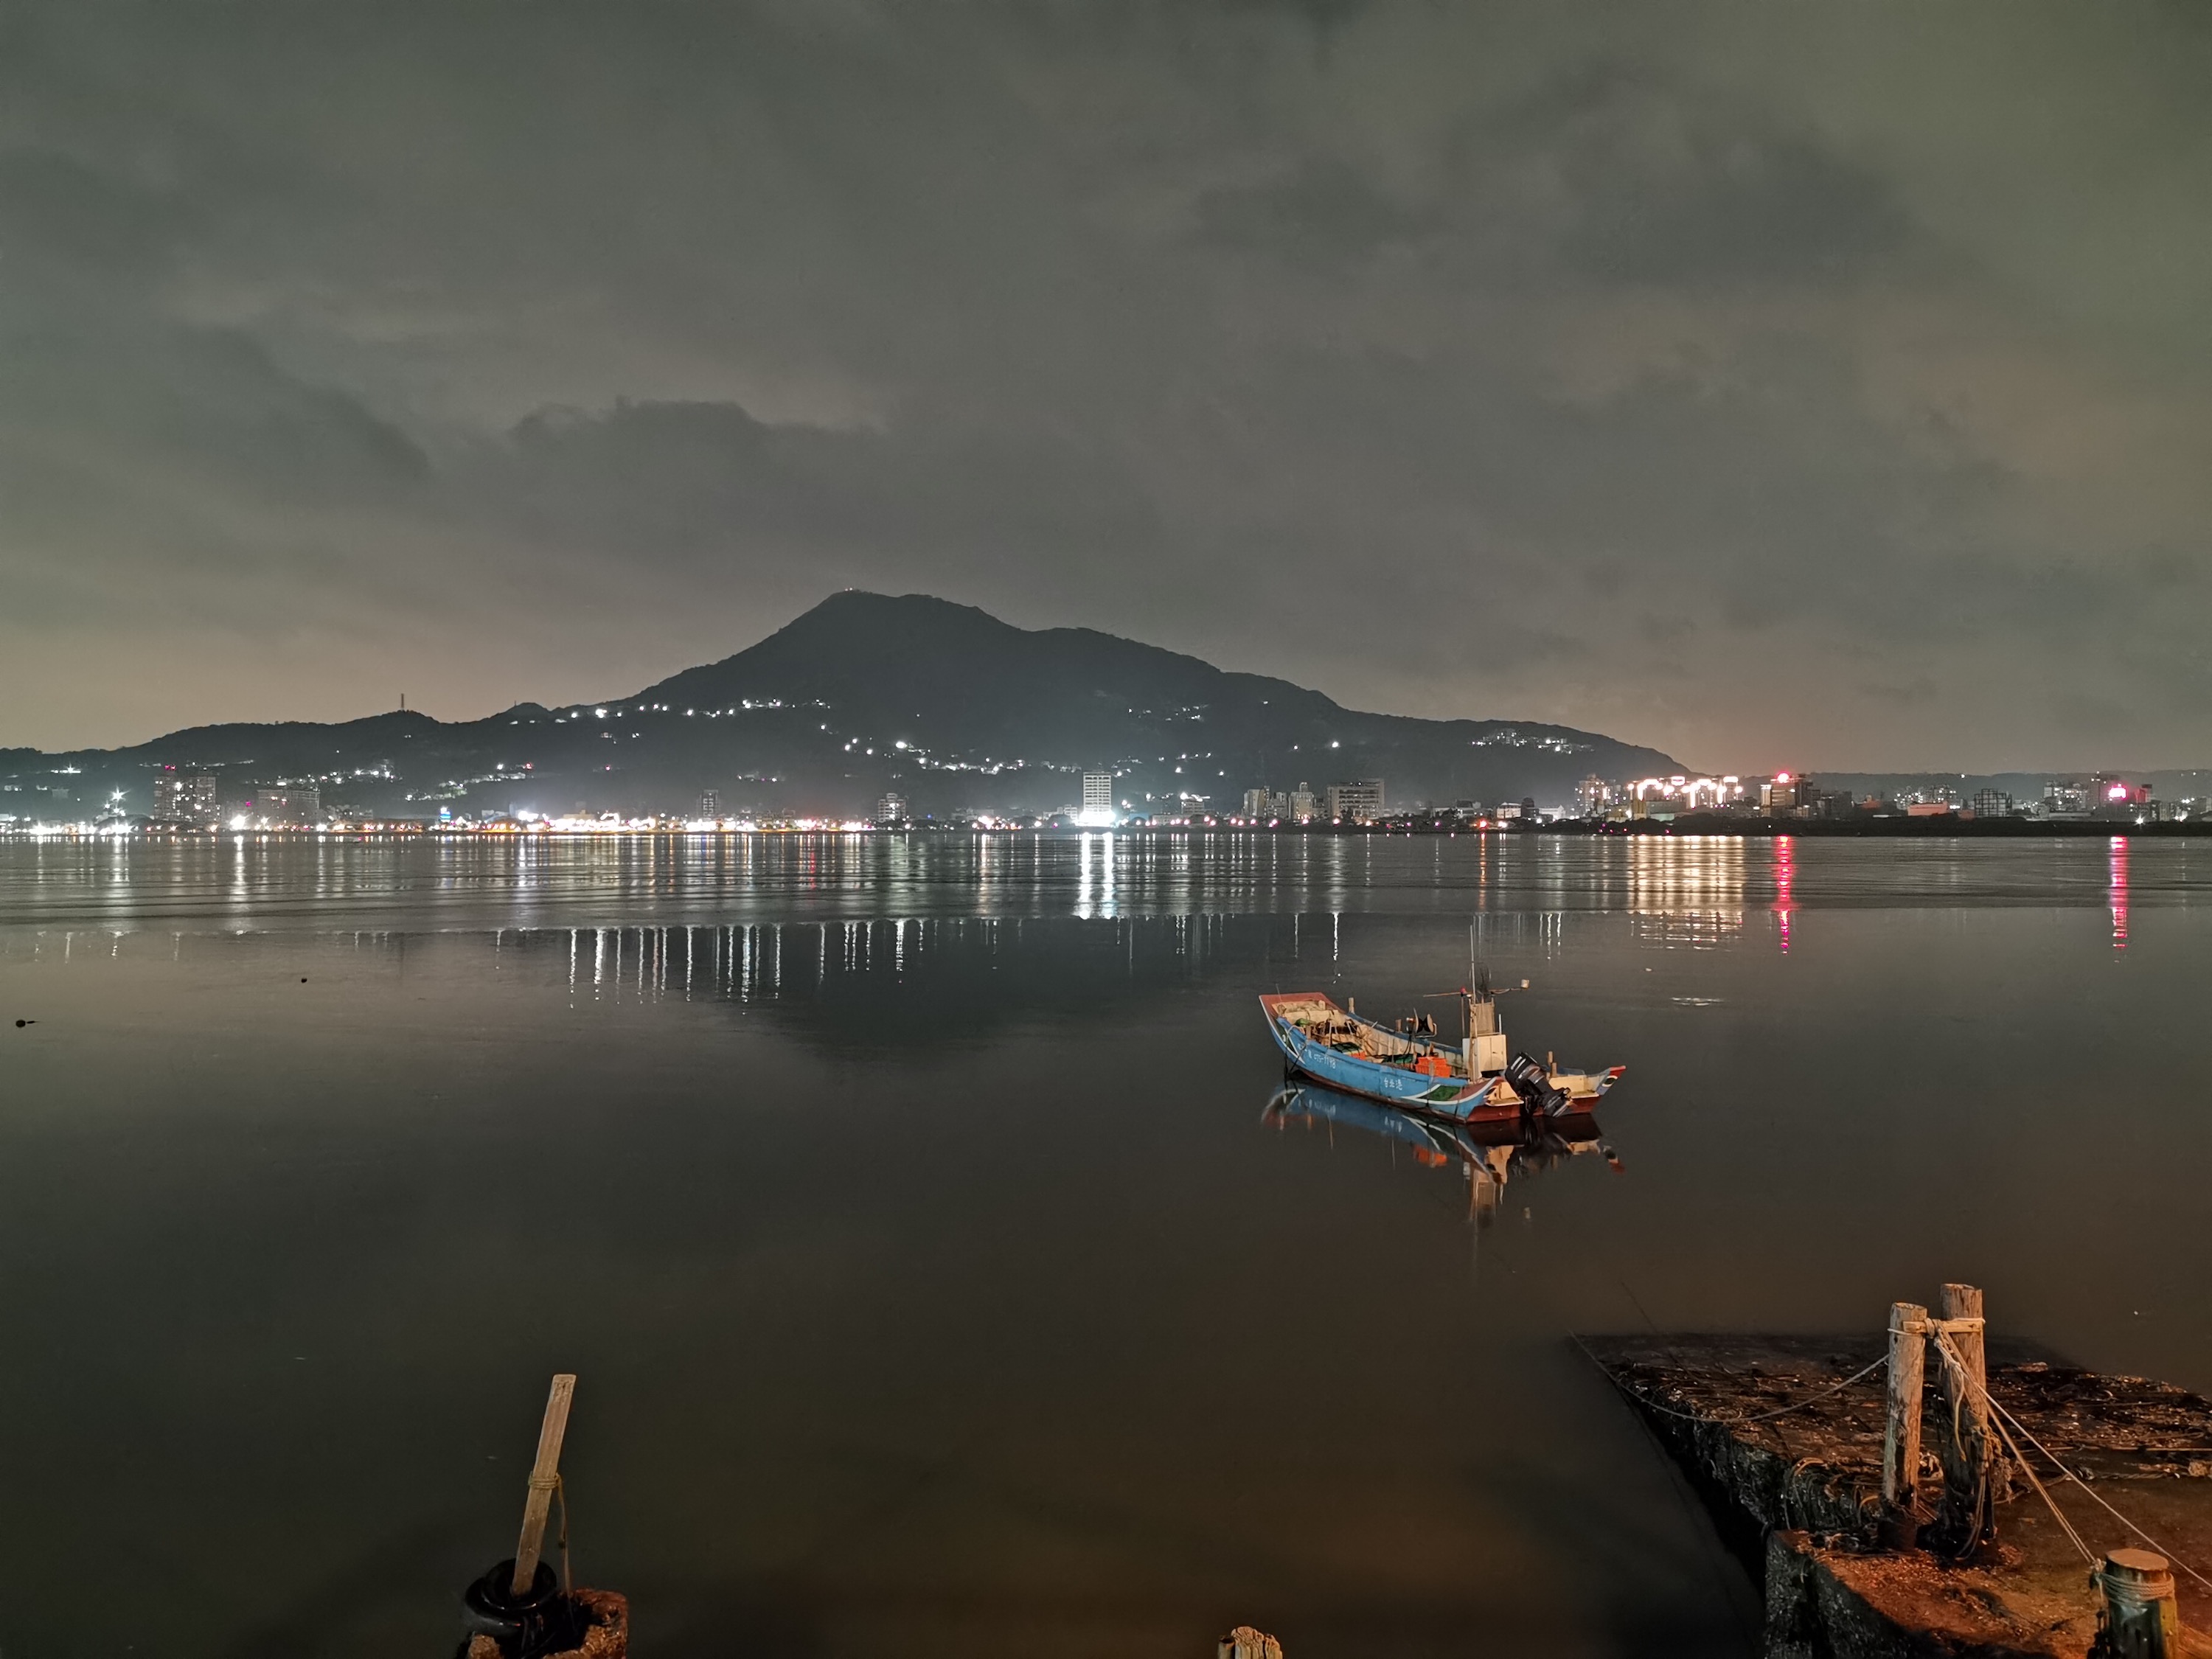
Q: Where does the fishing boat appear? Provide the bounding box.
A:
[1258,978,1622,1121]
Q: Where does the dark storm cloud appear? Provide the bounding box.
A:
[1,1,2206,768]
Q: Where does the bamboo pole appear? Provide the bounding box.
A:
[512,1374,577,1596]
[1883,1301,1927,1510]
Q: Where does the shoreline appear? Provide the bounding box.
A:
[1,818,2205,841]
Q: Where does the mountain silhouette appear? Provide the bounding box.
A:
[4,592,1681,819]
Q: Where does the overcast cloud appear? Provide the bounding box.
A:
[2,1,2207,769]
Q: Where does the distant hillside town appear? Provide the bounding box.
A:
[5,594,2208,837]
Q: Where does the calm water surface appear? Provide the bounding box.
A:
[1,833,2208,1658]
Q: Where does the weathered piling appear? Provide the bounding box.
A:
[1883,1301,1927,1518]
[1585,1290,2212,1658]
[1929,1282,2002,1558]
[2096,1548,2183,1658]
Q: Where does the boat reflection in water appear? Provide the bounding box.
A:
[1264,1079,1621,1225]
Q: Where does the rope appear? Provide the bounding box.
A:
[555,1472,571,1595]
[521,1471,574,1594]
[1983,1384,2098,1566]
[1926,1328,1994,1561]
[1573,1333,1886,1425]
[1579,1325,2212,1595]
[1929,1327,2212,1593]
[1989,1391,2212,1595]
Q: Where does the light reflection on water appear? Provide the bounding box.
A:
[0,834,2206,1657]
[1,830,2204,933]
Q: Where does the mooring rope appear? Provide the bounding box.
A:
[1925,1327,1997,1562]
[1571,1332,1887,1426]
[1988,1395,2096,1565]
[1576,1321,2212,1598]
[1930,1326,2212,1593]
[1922,1326,2096,1567]
[555,1472,572,1595]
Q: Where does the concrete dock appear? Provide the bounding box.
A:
[1585,1331,2212,1657]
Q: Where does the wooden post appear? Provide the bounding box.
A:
[1930,1284,1996,1554]
[2093,1548,2182,1658]
[1882,1301,1927,1510]
[511,1374,577,1596]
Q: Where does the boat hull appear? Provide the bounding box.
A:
[1259,990,1621,1123]
[1261,993,1504,1120]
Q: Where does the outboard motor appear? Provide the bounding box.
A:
[1503,1051,1572,1118]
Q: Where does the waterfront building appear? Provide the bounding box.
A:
[254,783,321,824]
[153,768,219,825]
[1242,787,1271,818]
[1618,775,1745,817]
[1077,771,1118,827]
[2090,774,2150,819]
[2040,780,2091,818]
[698,789,720,818]
[877,792,907,824]
[1288,782,1316,821]
[1325,779,1384,823]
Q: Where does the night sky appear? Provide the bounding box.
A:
[6,3,2207,772]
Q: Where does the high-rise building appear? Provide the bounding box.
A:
[153,768,219,825]
[1969,788,2013,818]
[1759,773,1801,814]
[1287,782,1317,821]
[698,789,720,818]
[877,792,907,824]
[1325,779,1384,823]
[1242,787,1271,818]
[1077,771,1117,826]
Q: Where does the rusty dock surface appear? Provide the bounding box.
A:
[1584,1332,2212,1657]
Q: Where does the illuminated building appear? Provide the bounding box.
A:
[1325,779,1383,823]
[2090,774,2150,820]
[1077,771,1117,827]
[153,768,218,825]
[698,789,720,818]
[877,792,907,824]
[1606,774,1747,818]
[252,783,321,824]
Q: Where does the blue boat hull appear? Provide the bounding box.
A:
[1263,1007,1503,1119]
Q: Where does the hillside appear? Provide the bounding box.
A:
[1,592,1683,820]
